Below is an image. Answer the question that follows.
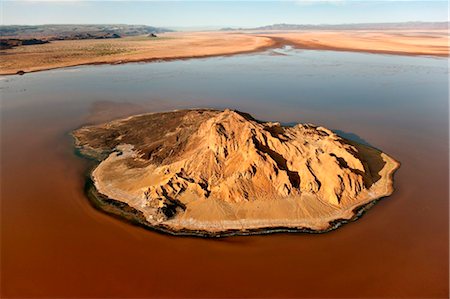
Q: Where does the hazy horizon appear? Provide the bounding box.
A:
[2,1,448,27]
[1,20,448,30]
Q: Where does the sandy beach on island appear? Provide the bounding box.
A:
[1,29,448,75]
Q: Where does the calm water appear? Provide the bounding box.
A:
[1,49,448,298]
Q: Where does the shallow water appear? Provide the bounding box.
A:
[1,49,448,297]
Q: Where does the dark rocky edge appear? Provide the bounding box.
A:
[76,145,399,238]
[84,173,394,238]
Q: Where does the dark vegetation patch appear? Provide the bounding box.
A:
[0,38,49,50]
[73,109,220,164]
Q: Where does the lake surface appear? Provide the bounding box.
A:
[1,48,448,298]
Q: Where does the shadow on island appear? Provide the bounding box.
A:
[280,124,386,187]
[252,121,386,188]
[279,122,372,147]
[331,129,373,147]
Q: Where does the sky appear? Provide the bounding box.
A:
[1,1,448,28]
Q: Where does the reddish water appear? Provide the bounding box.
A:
[1,51,448,297]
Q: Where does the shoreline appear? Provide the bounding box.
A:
[0,36,281,76]
[264,35,450,58]
[2,33,448,76]
[84,173,397,238]
[284,41,450,58]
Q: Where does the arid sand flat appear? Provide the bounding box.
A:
[1,29,448,75]
[73,109,400,236]
[261,30,450,57]
[0,32,274,75]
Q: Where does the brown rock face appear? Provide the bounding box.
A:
[73,109,399,234]
[149,109,367,205]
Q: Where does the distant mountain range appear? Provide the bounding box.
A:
[0,24,173,38]
[221,22,449,31]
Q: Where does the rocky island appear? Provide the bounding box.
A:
[73,109,399,236]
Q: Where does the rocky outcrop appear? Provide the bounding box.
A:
[0,38,49,50]
[139,110,368,206]
[51,33,121,41]
[73,109,399,235]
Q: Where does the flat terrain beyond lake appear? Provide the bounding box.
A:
[1,48,448,297]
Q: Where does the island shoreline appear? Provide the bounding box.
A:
[83,174,397,238]
[75,143,400,238]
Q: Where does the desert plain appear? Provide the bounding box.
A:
[1,29,448,75]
